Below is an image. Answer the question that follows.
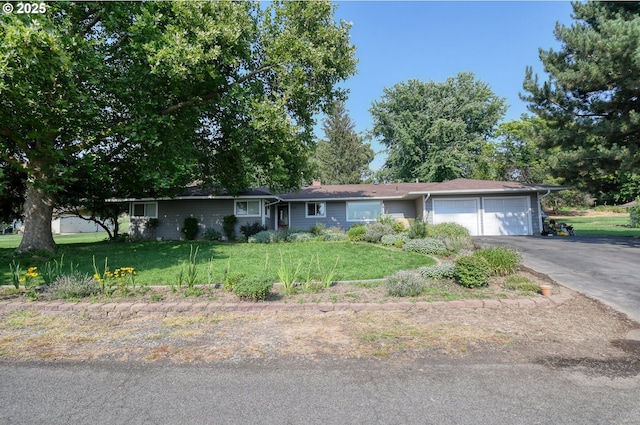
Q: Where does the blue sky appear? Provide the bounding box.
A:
[321,1,575,170]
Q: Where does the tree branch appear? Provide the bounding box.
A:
[159,65,273,115]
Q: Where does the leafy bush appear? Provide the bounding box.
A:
[181,217,199,240]
[323,231,348,242]
[408,220,428,239]
[402,238,447,255]
[203,227,222,241]
[630,203,640,228]
[310,222,326,235]
[232,276,273,301]
[474,246,520,276]
[386,270,427,297]
[418,263,456,279]
[437,235,473,256]
[454,255,490,288]
[248,230,275,244]
[288,232,315,242]
[223,273,246,292]
[427,222,470,239]
[503,275,540,292]
[222,215,237,240]
[48,272,101,299]
[347,224,366,241]
[240,222,267,241]
[363,222,395,243]
[380,233,410,247]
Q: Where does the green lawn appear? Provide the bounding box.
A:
[0,235,435,286]
[552,214,640,237]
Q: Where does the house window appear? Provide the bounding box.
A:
[131,202,158,218]
[306,202,326,218]
[264,203,271,218]
[347,201,382,222]
[235,200,261,217]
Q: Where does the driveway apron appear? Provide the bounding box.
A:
[475,236,640,324]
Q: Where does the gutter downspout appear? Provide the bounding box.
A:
[423,193,431,224]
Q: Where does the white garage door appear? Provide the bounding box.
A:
[483,197,531,235]
[432,199,480,236]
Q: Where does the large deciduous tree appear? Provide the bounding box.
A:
[313,101,374,184]
[370,73,506,182]
[522,1,640,204]
[0,1,356,252]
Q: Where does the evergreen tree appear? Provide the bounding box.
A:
[314,101,374,184]
[523,1,640,203]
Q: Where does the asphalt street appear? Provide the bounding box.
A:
[1,360,639,425]
[476,236,640,324]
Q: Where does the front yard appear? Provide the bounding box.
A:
[1,237,435,287]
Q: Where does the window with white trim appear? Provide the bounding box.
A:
[346,201,382,222]
[235,200,261,217]
[306,202,326,218]
[131,202,158,218]
[264,203,271,218]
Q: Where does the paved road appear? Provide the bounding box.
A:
[1,361,639,424]
[476,236,640,324]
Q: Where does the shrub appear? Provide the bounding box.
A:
[380,233,410,247]
[222,215,237,240]
[474,246,520,276]
[181,217,199,240]
[418,263,456,279]
[232,276,273,301]
[240,222,267,241]
[454,255,490,288]
[630,203,640,228]
[323,232,348,242]
[408,220,428,239]
[427,222,470,239]
[503,275,540,292]
[203,228,222,241]
[48,272,101,299]
[310,222,326,235]
[440,235,474,255]
[363,222,395,243]
[386,270,427,297]
[249,230,275,243]
[223,273,246,292]
[288,232,315,242]
[347,224,366,241]
[402,238,447,255]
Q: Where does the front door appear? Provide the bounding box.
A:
[277,205,289,229]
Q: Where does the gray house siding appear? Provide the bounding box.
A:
[130,199,275,240]
[383,200,415,224]
[288,201,348,230]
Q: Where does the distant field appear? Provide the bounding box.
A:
[550,214,640,237]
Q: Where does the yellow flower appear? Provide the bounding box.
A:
[19,277,25,283]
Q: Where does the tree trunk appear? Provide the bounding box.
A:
[16,181,56,253]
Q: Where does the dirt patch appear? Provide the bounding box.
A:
[1,272,639,377]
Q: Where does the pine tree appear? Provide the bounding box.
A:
[314,101,374,184]
[523,1,640,203]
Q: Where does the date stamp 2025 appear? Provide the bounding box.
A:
[3,2,47,15]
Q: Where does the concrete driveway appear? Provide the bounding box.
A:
[475,236,640,324]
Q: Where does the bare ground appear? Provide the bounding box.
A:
[1,271,639,377]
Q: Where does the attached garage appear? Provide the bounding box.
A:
[482,197,531,236]
[432,198,481,236]
[431,196,533,236]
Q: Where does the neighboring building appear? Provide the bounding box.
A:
[120,179,565,240]
[51,214,114,235]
